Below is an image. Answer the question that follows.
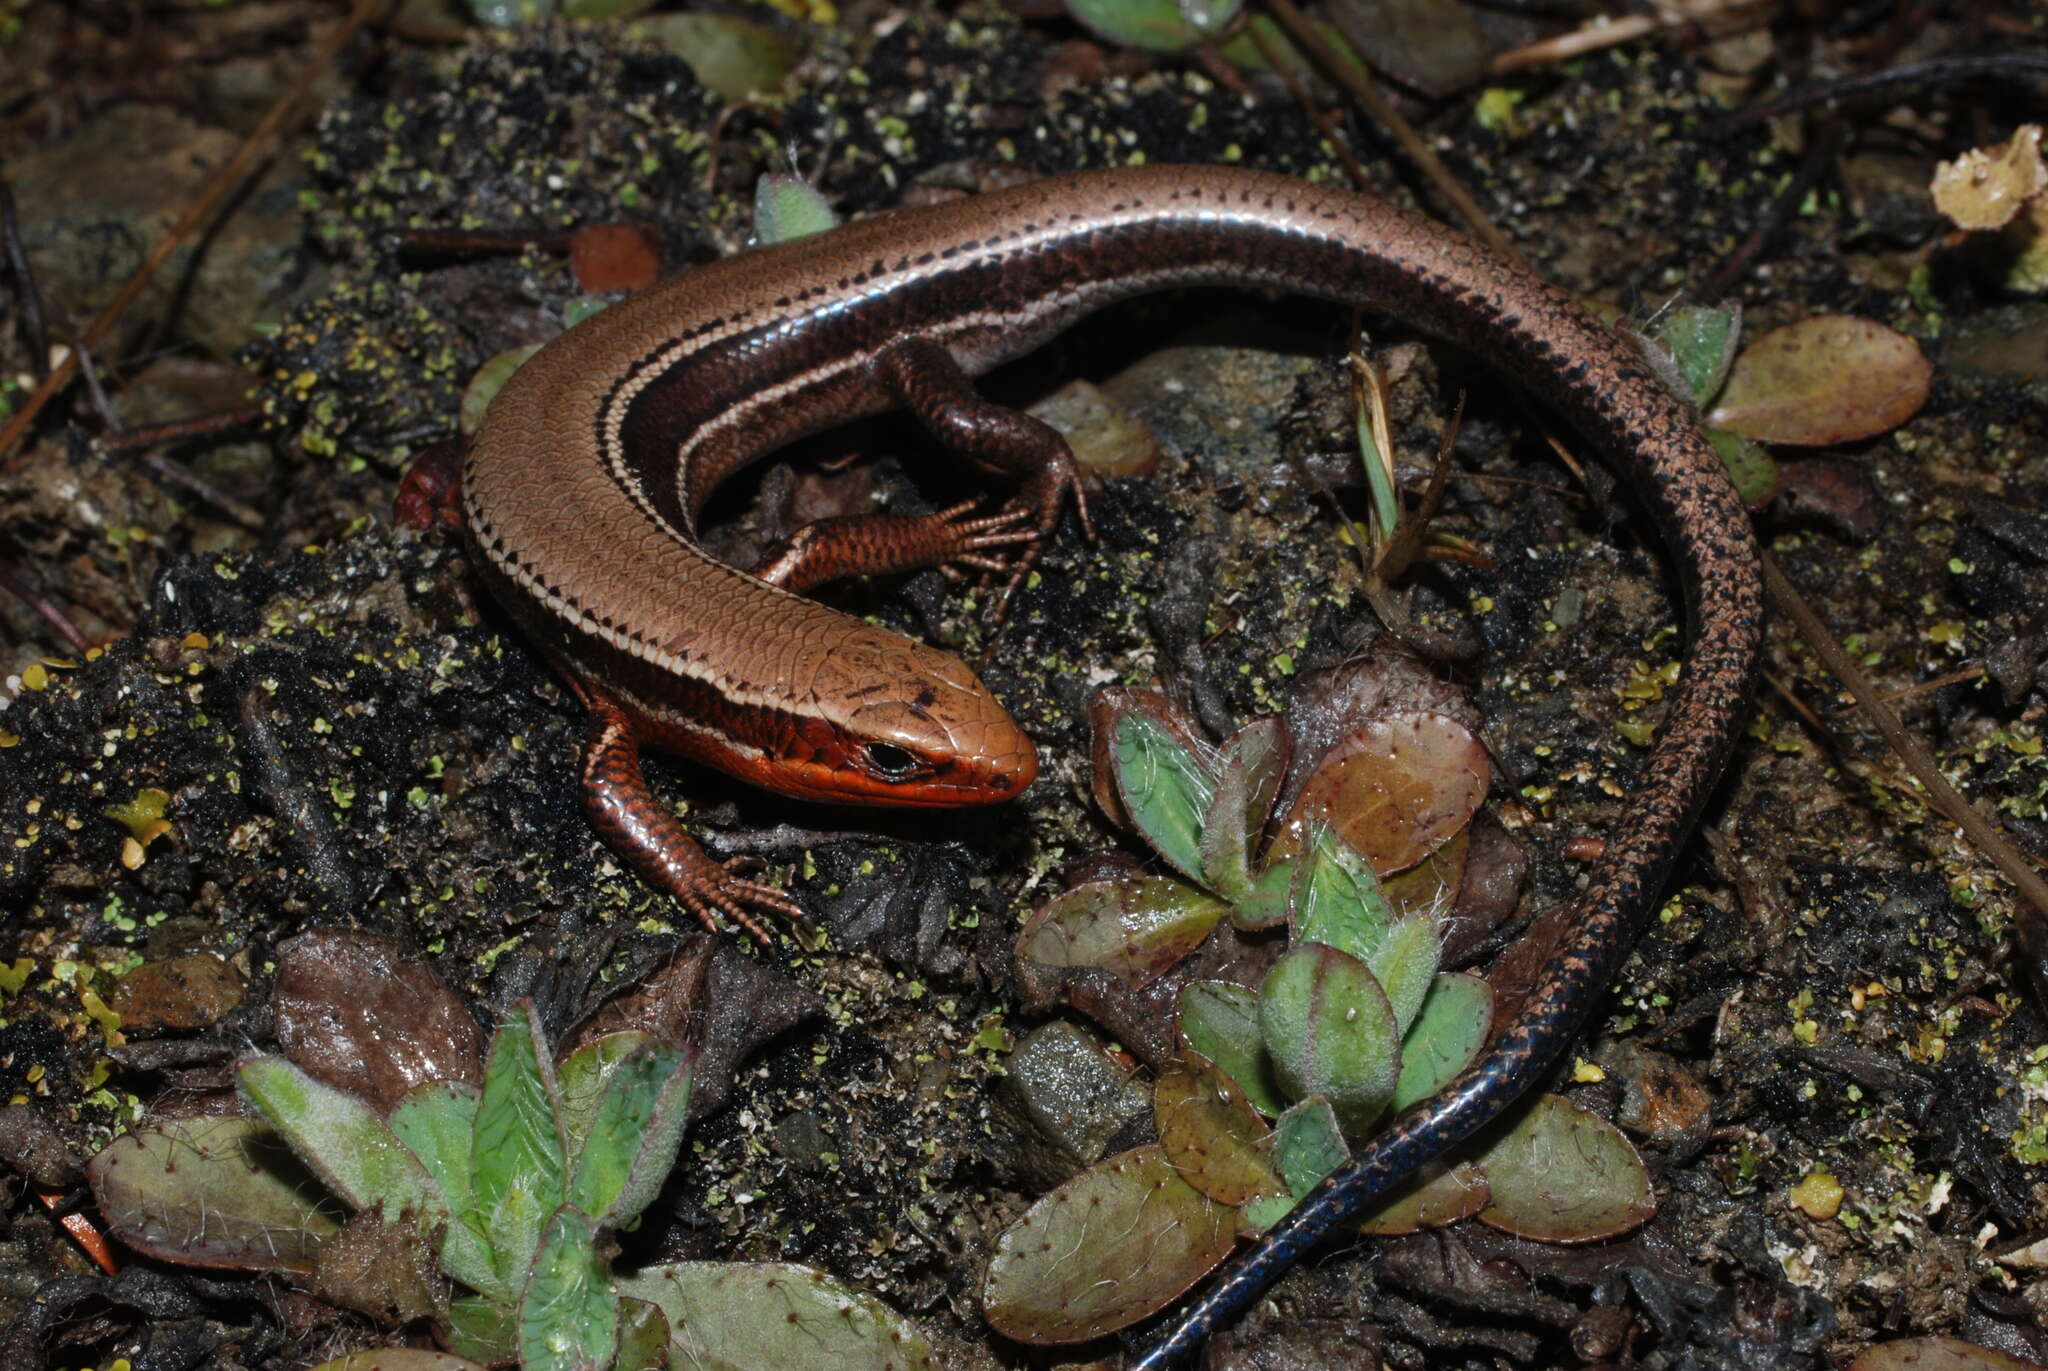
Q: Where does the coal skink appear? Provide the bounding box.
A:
[462,164,1763,1363]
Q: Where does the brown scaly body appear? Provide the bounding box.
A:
[463,165,1764,1360]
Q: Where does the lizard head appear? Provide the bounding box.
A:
[743,628,1038,808]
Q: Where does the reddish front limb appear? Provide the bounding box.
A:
[576,688,806,944]
[749,499,1035,594]
[874,336,1096,609]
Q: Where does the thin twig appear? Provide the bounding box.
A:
[1761,548,2048,997]
[1698,122,1847,300]
[1258,0,1523,264]
[0,562,95,656]
[1490,14,1660,75]
[0,0,394,473]
[1242,18,1373,191]
[0,181,51,376]
[101,405,262,454]
[1704,51,2048,137]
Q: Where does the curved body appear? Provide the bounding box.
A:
[463,165,1763,1362]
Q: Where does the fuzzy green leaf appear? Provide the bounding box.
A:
[622,1261,940,1369]
[1367,913,1443,1035]
[1259,945,1400,1134]
[566,1041,693,1227]
[1291,828,1393,961]
[518,1206,617,1371]
[236,1058,447,1230]
[1112,711,1219,885]
[1177,980,1284,1117]
[1197,717,1288,902]
[1391,973,1492,1112]
[388,1080,502,1298]
[87,1115,341,1274]
[556,1032,651,1165]
[471,1002,566,1286]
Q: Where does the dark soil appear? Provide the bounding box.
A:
[4,4,2048,1370]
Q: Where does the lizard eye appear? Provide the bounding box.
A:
[861,742,924,780]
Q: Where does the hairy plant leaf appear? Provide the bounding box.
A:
[1198,716,1288,902]
[1475,1093,1655,1242]
[556,1031,650,1160]
[1259,945,1400,1134]
[1066,0,1242,53]
[442,1295,518,1367]
[1231,853,1297,930]
[620,1261,939,1370]
[471,1002,566,1287]
[613,1297,670,1371]
[237,1058,448,1230]
[983,1145,1237,1343]
[1290,827,1393,961]
[1269,1097,1349,1198]
[87,1115,340,1274]
[1391,973,1492,1112]
[1357,1158,1490,1235]
[1367,914,1442,1035]
[566,1040,693,1227]
[1016,876,1229,989]
[1154,1054,1284,1209]
[1706,427,1783,506]
[752,172,838,245]
[518,1206,616,1371]
[1645,302,1742,408]
[388,1080,500,1298]
[1111,710,1220,884]
[1177,980,1283,1116]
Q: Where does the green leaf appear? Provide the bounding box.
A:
[612,1298,670,1371]
[1015,876,1229,989]
[1231,853,1297,930]
[86,1115,341,1274]
[981,1146,1237,1343]
[566,1041,693,1227]
[1291,827,1393,961]
[471,1002,567,1286]
[1269,1097,1349,1198]
[1474,1094,1655,1242]
[1065,0,1242,53]
[1197,716,1288,903]
[1258,945,1400,1134]
[1706,427,1782,506]
[1391,973,1492,1112]
[442,1295,518,1367]
[556,1031,652,1164]
[1648,302,1742,409]
[236,1058,448,1230]
[1112,711,1219,885]
[1154,1054,1285,1209]
[388,1080,502,1298]
[621,1261,940,1370]
[518,1206,617,1371]
[1176,980,1283,1117]
[1366,914,1442,1035]
[752,173,839,245]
